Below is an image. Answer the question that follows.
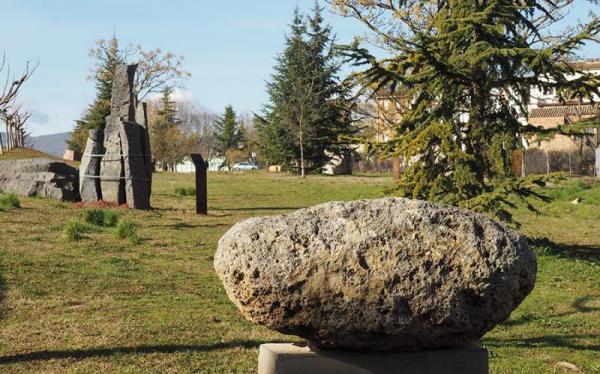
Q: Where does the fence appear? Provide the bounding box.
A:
[353,158,395,173]
[513,148,596,177]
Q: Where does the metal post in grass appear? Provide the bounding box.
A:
[191,153,208,215]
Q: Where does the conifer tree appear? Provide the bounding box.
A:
[214,105,243,154]
[332,0,600,221]
[68,36,123,152]
[151,87,179,171]
[257,4,354,175]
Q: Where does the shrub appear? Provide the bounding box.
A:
[115,218,141,244]
[84,208,104,226]
[84,208,120,227]
[0,193,21,211]
[174,186,196,197]
[104,209,120,227]
[64,219,88,242]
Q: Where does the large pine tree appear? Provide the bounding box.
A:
[68,36,123,153]
[333,0,600,221]
[257,3,354,176]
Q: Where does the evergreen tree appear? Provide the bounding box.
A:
[151,87,180,171]
[257,4,354,176]
[214,105,243,154]
[68,36,123,152]
[334,0,600,221]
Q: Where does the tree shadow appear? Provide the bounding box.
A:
[0,340,287,365]
[483,334,599,352]
[167,222,231,230]
[528,237,599,263]
[501,295,599,327]
[212,207,304,212]
[0,271,5,320]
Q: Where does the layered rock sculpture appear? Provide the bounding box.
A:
[0,158,80,201]
[82,64,152,209]
[79,129,104,201]
[215,198,537,352]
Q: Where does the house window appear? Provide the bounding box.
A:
[542,87,555,96]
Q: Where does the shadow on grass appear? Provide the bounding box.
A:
[0,340,287,365]
[502,295,600,327]
[483,334,599,351]
[0,271,5,320]
[167,222,231,230]
[212,207,304,212]
[529,237,599,263]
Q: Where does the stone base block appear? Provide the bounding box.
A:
[258,343,488,374]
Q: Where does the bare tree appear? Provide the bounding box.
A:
[0,53,37,153]
[134,46,191,102]
[0,53,38,111]
[176,100,219,159]
[1,105,31,150]
[289,76,321,179]
[88,38,191,103]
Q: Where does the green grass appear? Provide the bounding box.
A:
[115,218,141,244]
[0,172,597,373]
[174,186,196,197]
[84,208,120,228]
[63,218,88,242]
[0,193,21,211]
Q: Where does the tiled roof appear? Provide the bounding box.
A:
[530,104,599,118]
[570,60,600,70]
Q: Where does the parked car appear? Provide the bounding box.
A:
[232,162,260,171]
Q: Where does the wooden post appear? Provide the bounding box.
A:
[191,153,208,215]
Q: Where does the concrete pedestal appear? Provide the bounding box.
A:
[258,343,488,374]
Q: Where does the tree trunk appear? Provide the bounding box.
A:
[299,128,305,179]
[392,157,401,181]
[6,123,12,150]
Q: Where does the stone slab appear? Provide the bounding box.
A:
[258,343,488,374]
[79,129,104,201]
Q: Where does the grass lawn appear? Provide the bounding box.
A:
[0,163,598,372]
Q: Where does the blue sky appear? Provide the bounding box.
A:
[1,0,597,136]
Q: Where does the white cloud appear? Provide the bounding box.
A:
[30,108,51,124]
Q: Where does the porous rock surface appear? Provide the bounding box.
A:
[214,198,536,352]
[0,158,80,201]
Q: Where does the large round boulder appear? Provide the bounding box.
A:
[214,198,536,351]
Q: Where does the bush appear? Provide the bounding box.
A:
[115,218,141,244]
[0,193,21,211]
[174,186,196,197]
[84,208,119,227]
[103,210,120,227]
[64,219,88,242]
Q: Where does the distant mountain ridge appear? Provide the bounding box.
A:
[29,132,70,157]
[1,132,70,157]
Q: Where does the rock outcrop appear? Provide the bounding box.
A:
[215,198,536,352]
[0,158,80,201]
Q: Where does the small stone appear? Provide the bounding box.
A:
[214,198,537,352]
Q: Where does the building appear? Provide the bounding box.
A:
[363,59,600,176]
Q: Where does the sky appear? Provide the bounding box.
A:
[1,0,598,136]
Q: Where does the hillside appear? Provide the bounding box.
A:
[0,147,59,160]
[28,132,70,157]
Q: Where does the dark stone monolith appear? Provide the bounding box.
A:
[191,153,208,214]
